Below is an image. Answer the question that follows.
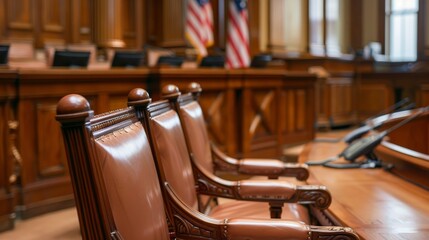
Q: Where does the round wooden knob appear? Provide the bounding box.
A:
[161,84,181,100]
[187,82,202,94]
[128,88,151,107]
[56,94,90,115]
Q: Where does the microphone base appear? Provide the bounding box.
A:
[323,158,383,169]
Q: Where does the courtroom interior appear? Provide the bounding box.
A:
[0,0,428,239]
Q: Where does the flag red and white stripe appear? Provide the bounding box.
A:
[226,0,250,69]
[185,0,214,58]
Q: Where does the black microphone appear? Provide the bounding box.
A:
[342,101,415,144]
[314,98,412,144]
[307,107,427,168]
[324,107,427,168]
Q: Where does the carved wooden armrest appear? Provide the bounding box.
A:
[195,167,331,210]
[235,180,331,210]
[166,183,359,240]
[238,159,309,180]
[226,220,360,240]
[212,144,309,181]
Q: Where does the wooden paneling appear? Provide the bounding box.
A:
[328,78,355,125]
[242,71,281,157]
[3,0,71,47]
[3,0,35,40]
[147,0,186,48]
[280,73,317,145]
[357,80,392,120]
[247,0,260,55]
[156,68,239,156]
[37,0,69,46]
[122,0,144,48]
[0,70,17,232]
[156,68,317,159]
[15,69,149,219]
[417,84,429,107]
[162,0,185,47]
[357,71,429,121]
[316,74,356,128]
[70,0,91,44]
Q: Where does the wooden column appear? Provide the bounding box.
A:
[92,0,125,48]
[0,70,17,232]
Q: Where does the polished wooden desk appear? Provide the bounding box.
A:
[299,139,429,239]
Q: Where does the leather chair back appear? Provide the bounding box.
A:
[146,100,200,211]
[56,94,170,240]
[179,100,214,173]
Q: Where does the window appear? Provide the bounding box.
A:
[325,0,340,55]
[308,0,342,56]
[385,0,419,60]
[309,0,324,55]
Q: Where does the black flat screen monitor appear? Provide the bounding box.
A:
[52,50,90,68]
[200,55,225,68]
[250,54,272,68]
[0,44,10,65]
[111,51,145,68]
[157,56,184,67]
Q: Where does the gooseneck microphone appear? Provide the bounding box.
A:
[307,106,428,169]
[314,98,411,144]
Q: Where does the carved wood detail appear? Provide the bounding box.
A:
[174,215,215,239]
[199,92,226,146]
[310,226,358,240]
[295,187,331,210]
[196,172,234,198]
[247,90,276,140]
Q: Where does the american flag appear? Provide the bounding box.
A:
[226,0,250,69]
[185,0,214,59]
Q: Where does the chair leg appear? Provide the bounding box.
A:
[269,202,283,218]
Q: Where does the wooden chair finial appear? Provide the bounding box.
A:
[187,82,202,94]
[161,84,181,101]
[56,94,92,123]
[128,88,152,107]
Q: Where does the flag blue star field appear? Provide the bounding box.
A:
[226,0,250,68]
[185,0,214,59]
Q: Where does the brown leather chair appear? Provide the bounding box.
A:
[166,82,310,213]
[57,93,359,240]
[129,87,333,221]
[172,82,309,181]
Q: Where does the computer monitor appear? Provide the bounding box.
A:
[52,50,90,68]
[0,44,10,65]
[200,55,225,68]
[156,56,184,67]
[111,51,145,68]
[250,54,272,68]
